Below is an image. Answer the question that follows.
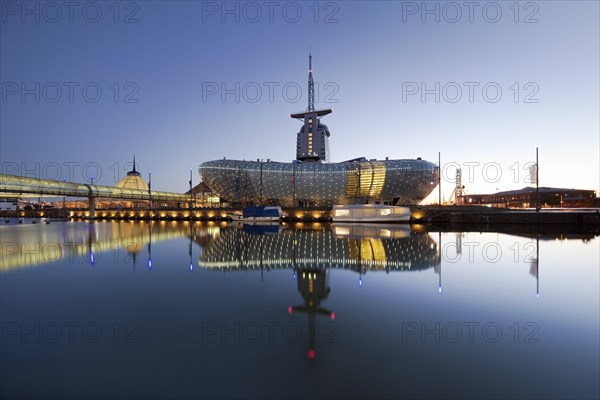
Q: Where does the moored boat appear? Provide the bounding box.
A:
[332,204,411,223]
[229,206,283,223]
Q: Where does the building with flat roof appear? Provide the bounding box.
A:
[462,187,597,208]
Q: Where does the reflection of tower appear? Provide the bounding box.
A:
[288,269,335,360]
[189,222,194,271]
[291,53,332,163]
[529,238,540,298]
[200,226,441,360]
[147,221,153,270]
[437,231,442,293]
[88,222,96,266]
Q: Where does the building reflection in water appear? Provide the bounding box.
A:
[0,221,191,271]
[3,220,596,361]
[289,268,334,360]
[200,223,440,275]
[200,223,441,359]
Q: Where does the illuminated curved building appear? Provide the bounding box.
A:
[199,55,439,207]
[200,158,438,207]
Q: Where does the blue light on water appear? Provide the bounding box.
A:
[359,278,363,287]
[148,259,152,270]
[438,286,442,294]
[293,272,296,280]
[189,263,193,272]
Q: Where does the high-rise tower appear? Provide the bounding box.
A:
[291,53,332,162]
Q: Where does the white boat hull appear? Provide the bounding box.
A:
[332,216,410,222]
[332,205,411,223]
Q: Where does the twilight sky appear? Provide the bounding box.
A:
[1,1,598,200]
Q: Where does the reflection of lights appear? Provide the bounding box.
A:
[148,259,152,270]
[189,263,193,272]
[330,312,335,320]
[334,227,350,236]
[293,271,296,280]
[288,306,292,314]
[308,349,315,359]
[438,286,442,294]
[90,252,95,266]
[358,278,363,287]
[536,292,540,299]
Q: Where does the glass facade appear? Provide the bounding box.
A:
[199,159,439,207]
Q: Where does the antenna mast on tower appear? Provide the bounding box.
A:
[307,51,315,112]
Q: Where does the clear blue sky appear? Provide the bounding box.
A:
[1,1,598,199]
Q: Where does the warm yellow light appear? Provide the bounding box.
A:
[412,211,424,220]
[335,227,350,236]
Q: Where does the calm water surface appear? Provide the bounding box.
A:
[1,221,598,399]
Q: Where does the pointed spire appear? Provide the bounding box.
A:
[133,155,136,172]
[307,51,315,112]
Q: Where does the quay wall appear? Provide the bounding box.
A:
[1,206,598,225]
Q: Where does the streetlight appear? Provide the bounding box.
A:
[148,170,152,211]
[535,147,539,212]
[189,168,193,214]
[89,176,95,219]
[62,177,66,217]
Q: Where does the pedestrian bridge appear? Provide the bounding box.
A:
[0,173,190,202]
[0,173,191,218]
